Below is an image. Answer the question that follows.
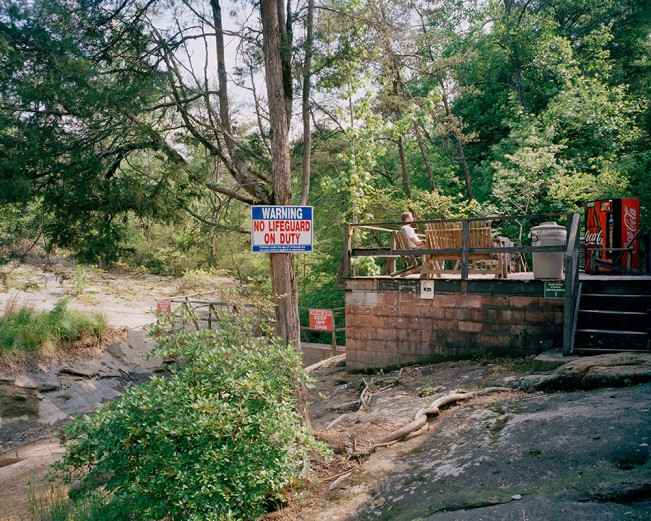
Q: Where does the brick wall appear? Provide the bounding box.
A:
[345,278,564,371]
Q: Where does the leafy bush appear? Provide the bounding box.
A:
[0,298,108,355]
[72,264,90,295]
[54,315,326,521]
[176,268,221,293]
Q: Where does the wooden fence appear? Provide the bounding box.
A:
[157,294,261,331]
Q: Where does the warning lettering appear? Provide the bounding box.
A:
[251,206,313,253]
[308,309,334,331]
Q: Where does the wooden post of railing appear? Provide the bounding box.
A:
[185,296,201,331]
[461,219,470,280]
[343,223,352,280]
[331,318,337,356]
[388,230,397,275]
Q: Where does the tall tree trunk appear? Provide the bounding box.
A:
[299,0,314,206]
[503,0,527,110]
[413,5,473,201]
[438,74,473,201]
[454,132,473,202]
[375,0,411,200]
[260,0,310,429]
[259,0,300,350]
[413,121,436,192]
[398,134,411,199]
[209,0,271,203]
[512,59,527,110]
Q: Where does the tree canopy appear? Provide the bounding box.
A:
[1,0,648,284]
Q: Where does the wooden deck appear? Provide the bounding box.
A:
[384,272,651,282]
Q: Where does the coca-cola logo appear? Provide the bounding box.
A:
[585,230,602,246]
[623,205,637,252]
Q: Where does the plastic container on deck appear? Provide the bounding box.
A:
[529,222,567,279]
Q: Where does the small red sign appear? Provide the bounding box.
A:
[309,309,334,331]
[156,299,171,315]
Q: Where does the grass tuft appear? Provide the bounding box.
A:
[0,297,108,357]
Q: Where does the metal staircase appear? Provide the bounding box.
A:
[573,279,651,354]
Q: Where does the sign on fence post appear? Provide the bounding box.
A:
[308,308,334,331]
[308,308,337,356]
[251,206,313,253]
[156,299,171,315]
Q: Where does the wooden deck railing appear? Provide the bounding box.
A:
[336,213,582,355]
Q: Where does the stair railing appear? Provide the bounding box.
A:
[563,213,582,355]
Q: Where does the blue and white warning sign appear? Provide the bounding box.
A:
[251,206,313,253]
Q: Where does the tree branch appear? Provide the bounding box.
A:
[205,182,258,205]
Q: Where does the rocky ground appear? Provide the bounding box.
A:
[292,354,651,521]
[1,259,650,520]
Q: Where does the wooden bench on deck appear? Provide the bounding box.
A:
[421,220,508,278]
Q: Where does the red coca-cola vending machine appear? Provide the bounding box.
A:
[584,198,640,273]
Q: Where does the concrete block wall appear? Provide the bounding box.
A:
[345,278,564,371]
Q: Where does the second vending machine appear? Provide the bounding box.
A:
[584,198,640,273]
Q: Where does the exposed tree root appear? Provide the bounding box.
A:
[359,378,371,411]
[327,471,354,491]
[308,357,513,470]
[377,387,511,445]
[342,388,511,461]
[358,376,400,411]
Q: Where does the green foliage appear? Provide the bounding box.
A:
[72,265,90,296]
[449,0,648,213]
[484,119,565,218]
[174,268,215,293]
[0,298,107,355]
[1,0,649,300]
[0,200,43,262]
[54,315,327,521]
[0,0,194,264]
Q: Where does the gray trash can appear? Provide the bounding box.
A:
[529,222,567,279]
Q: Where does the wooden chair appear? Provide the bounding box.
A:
[390,229,421,277]
[421,220,506,278]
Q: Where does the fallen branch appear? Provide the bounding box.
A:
[325,413,348,430]
[305,353,345,374]
[318,468,356,483]
[347,439,397,460]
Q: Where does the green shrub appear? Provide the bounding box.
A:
[176,268,220,293]
[54,315,327,521]
[0,298,108,354]
[72,264,90,295]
